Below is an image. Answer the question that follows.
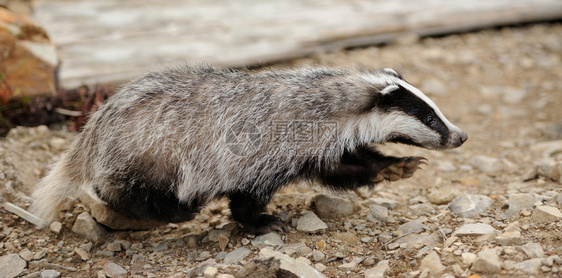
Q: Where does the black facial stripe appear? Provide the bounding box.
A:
[432,113,450,145]
[379,85,450,143]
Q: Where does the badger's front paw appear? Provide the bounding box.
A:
[372,156,427,182]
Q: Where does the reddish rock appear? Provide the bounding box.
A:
[0,7,58,99]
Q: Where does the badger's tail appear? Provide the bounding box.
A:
[29,153,84,228]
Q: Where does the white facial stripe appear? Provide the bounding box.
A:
[380,84,399,95]
[340,110,441,148]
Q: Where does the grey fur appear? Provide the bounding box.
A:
[30,65,466,229]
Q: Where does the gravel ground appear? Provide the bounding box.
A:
[1,23,562,278]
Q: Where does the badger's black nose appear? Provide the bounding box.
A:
[459,132,468,144]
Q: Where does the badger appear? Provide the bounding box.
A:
[31,65,467,234]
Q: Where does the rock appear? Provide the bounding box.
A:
[33,248,48,260]
[223,247,251,264]
[314,263,327,272]
[419,251,445,276]
[517,243,545,258]
[531,206,562,223]
[81,242,93,252]
[280,242,311,256]
[259,248,325,278]
[79,189,162,230]
[332,232,360,245]
[208,229,231,243]
[364,197,399,209]
[364,260,390,278]
[530,140,562,158]
[338,261,357,271]
[514,258,543,274]
[378,232,392,244]
[313,194,355,219]
[196,251,212,261]
[393,234,441,249]
[18,248,33,261]
[453,223,496,236]
[408,203,435,216]
[367,205,388,222]
[426,187,461,205]
[0,253,26,278]
[545,162,562,183]
[0,7,59,97]
[470,155,503,175]
[251,232,284,248]
[74,247,91,261]
[203,266,218,278]
[296,212,327,233]
[218,234,228,251]
[312,250,325,262]
[397,220,428,235]
[449,194,494,217]
[451,264,463,276]
[104,262,128,278]
[40,270,60,278]
[71,212,107,243]
[152,242,168,252]
[471,248,502,274]
[495,231,525,246]
[49,221,62,234]
[505,193,537,218]
[462,252,477,266]
[107,241,122,252]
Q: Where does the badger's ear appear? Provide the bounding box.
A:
[382,68,404,80]
[379,84,400,95]
[361,84,399,113]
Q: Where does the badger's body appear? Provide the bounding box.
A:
[31,65,467,234]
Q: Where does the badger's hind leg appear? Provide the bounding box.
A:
[93,175,201,223]
[228,190,288,235]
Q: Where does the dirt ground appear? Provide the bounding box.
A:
[1,23,561,277]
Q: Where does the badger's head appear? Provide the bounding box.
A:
[357,68,467,150]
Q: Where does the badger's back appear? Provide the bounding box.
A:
[31,65,374,224]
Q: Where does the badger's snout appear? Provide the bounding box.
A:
[459,132,468,145]
[448,130,468,148]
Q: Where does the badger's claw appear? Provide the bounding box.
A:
[372,156,427,183]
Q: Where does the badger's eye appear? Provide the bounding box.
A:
[425,115,434,125]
